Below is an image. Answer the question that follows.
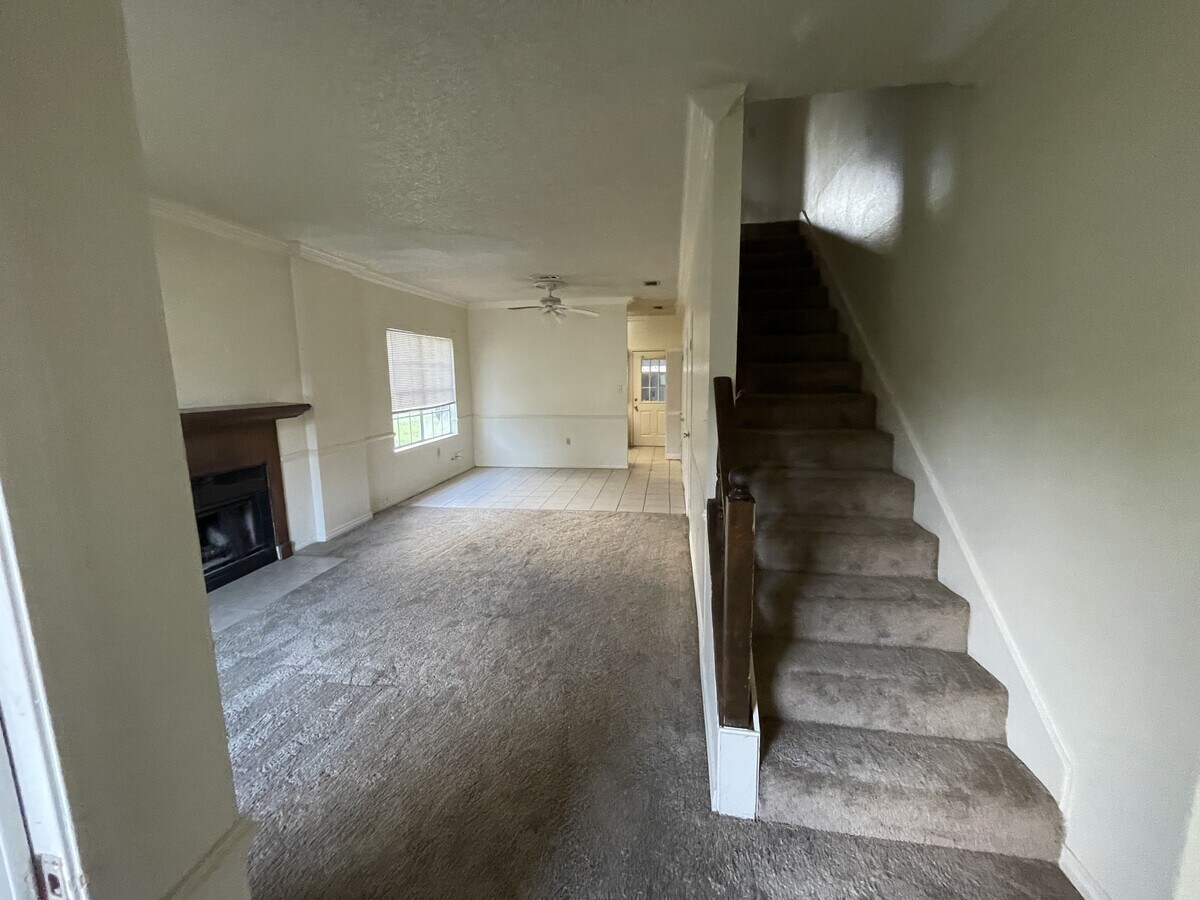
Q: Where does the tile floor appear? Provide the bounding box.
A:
[405,446,685,514]
[208,554,344,634]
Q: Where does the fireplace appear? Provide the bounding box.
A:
[179,402,311,592]
[192,464,277,590]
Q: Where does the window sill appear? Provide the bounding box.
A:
[392,432,460,454]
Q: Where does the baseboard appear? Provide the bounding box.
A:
[665,452,682,460]
[323,511,374,541]
[163,816,254,899]
[1060,845,1111,900]
[801,212,1072,805]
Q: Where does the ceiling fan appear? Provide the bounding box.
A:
[508,277,599,321]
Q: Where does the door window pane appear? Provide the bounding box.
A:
[640,358,666,402]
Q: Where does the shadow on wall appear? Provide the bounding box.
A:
[795,63,1200,900]
[803,86,969,333]
[742,87,974,432]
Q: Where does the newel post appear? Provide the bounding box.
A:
[720,467,756,729]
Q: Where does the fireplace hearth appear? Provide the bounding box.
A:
[192,464,276,590]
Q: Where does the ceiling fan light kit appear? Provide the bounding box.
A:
[508,276,600,321]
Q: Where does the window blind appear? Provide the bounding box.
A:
[386,329,456,413]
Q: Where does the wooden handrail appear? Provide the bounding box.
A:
[711,376,755,729]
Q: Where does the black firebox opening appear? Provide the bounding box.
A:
[191,464,277,592]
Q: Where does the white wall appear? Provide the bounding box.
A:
[627,313,683,353]
[152,216,318,547]
[1177,781,1200,900]
[360,281,475,510]
[0,2,249,896]
[470,305,629,468]
[289,258,376,540]
[741,97,808,224]
[797,3,1200,896]
[153,215,475,546]
[676,84,753,815]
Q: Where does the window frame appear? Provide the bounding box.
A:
[639,356,667,403]
[386,329,459,453]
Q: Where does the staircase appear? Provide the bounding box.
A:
[738,220,1064,862]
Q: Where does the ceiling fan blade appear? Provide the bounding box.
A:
[507,305,545,310]
[562,306,600,317]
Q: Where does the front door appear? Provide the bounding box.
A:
[630,351,667,447]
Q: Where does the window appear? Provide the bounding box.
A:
[640,357,666,402]
[387,329,458,450]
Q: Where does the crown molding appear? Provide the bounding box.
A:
[148,197,289,252]
[288,243,467,308]
[147,197,468,309]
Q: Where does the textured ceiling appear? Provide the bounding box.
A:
[121,0,1017,304]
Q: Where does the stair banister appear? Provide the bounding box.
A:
[711,375,756,729]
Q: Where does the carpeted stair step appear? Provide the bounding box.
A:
[758,721,1063,861]
[742,255,815,275]
[756,639,1008,741]
[737,393,874,429]
[740,334,849,363]
[739,361,861,394]
[739,308,838,336]
[739,285,829,309]
[754,572,969,651]
[742,220,803,240]
[737,428,893,470]
[756,514,939,577]
[746,469,914,518]
[739,237,810,258]
[741,267,821,289]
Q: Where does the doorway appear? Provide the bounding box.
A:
[630,351,668,447]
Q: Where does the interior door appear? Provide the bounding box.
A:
[0,711,36,900]
[630,351,668,446]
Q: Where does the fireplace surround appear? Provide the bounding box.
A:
[192,464,275,590]
[180,402,311,591]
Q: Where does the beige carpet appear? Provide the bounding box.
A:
[214,506,1080,899]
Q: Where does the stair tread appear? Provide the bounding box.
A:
[758,721,1062,860]
[757,512,933,538]
[738,391,873,412]
[735,428,894,471]
[755,573,969,651]
[740,334,848,361]
[740,426,890,438]
[750,468,911,483]
[740,361,851,370]
[757,638,1004,696]
[756,514,938,577]
[747,469,914,517]
[757,572,963,605]
[738,392,875,430]
[762,720,1049,801]
[740,390,867,401]
[756,639,1007,741]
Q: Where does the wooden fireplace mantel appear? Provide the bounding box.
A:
[180,402,311,561]
[180,402,311,434]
